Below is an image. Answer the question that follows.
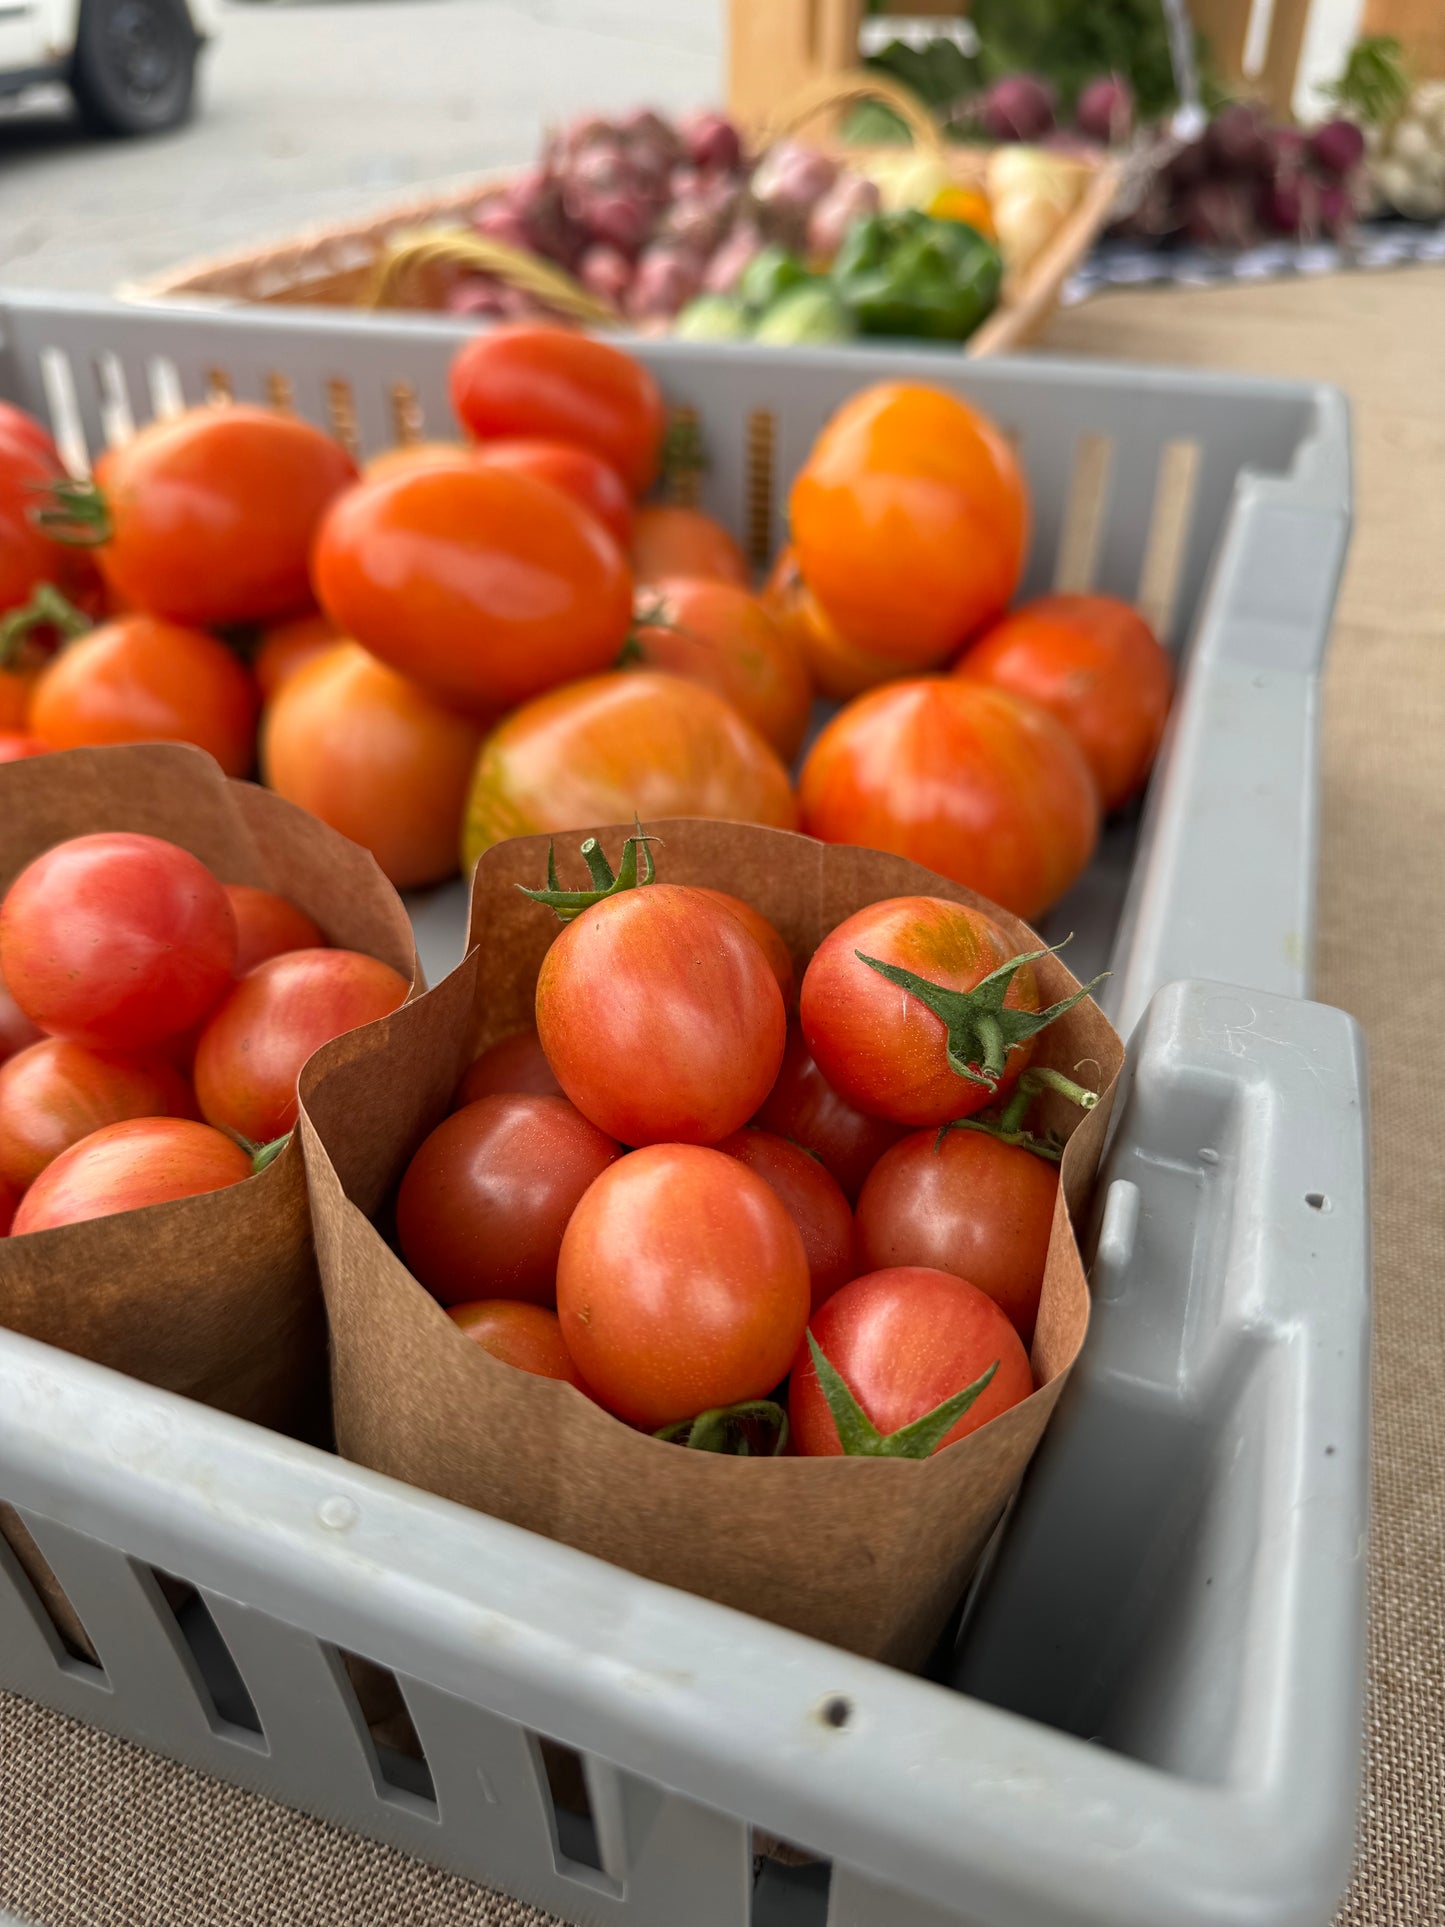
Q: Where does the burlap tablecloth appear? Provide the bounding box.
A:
[3,268,1443,1927]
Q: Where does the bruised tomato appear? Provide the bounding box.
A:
[631,504,749,588]
[630,577,813,761]
[11,1117,252,1235]
[225,886,325,976]
[475,439,633,547]
[717,1127,856,1311]
[556,1143,809,1429]
[752,1024,906,1202]
[194,948,409,1142]
[789,383,1028,666]
[955,593,1173,812]
[454,1028,561,1107]
[798,678,1099,922]
[448,1299,589,1388]
[253,612,341,703]
[0,1038,196,1189]
[789,1267,1033,1457]
[28,616,260,778]
[762,548,898,701]
[690,889,794,1010]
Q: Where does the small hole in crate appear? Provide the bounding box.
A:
[1053,433,1113,593]
[746,408,776,570]
[204,366,235,405]
[818,1694,852,1729]
[389,379,424,445]
[751,1834,831,1923]
[325,378,361,458]
[1305,1191,1330,1212]
[1138,438,1200,646]
[265,370,295,414]
[664,404,702,507]
[151,1575,263,1739]
[0,1507,106,1676]
[538,1738,608,1876]
[333,1648,437,1809]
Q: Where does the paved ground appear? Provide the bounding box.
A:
[0,0,721,292]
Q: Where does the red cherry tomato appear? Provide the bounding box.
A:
[28,616,260,778]
[454,1028,561,1107]
[556,1142,809,1428]
[87,406,357,626]
[630,576,813,762]
[0,1038,197,1189]
[535,883,786,1146]
[0,733,50,763]
[752,1024,907,1202]
[194,948,409,1142]
[717,1127,856,1311]
[448,1299,589,1388]
[253,612,340,703]
[798,678,1099,923]
[856,1129,1058,1342]
[631,505,749,588]
[449,326,666,495]
[0,1174,16,1235]
[800,896,1043,1127]
[689,888,795,1010]
[397,1094,622,1307]
[789,1266,1033,1457]
[0,439,100,624]
[0,403,61,469]
[0,833,237,1050]
[313,464,632,715]
[225,885,326,977]
[11,1116,253,1235]
[474,438,633,546]
[0,967,42,1066]
[954,593,1173,812]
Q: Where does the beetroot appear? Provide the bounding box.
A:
[1181,179,1258,248]
[1166,138,1207,190]
[1204,104,1272,177]
[1074,74,1133,146]
[1267,125,1308,169]
[1316,180,1353,239]
[980,74,1057,142]
[1261,175,1307,234]
[1309,118,1366,178]
[679,108,743,173]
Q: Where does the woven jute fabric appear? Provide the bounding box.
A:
[3,268,1443,1925]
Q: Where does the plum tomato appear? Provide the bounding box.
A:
[717,1127,856,1311]
[454,1028,561,1107]
[556,1143,810,1429]
[630,504,749,588]
[789,1266,1033,1458]
[448,1299,589,1388]
[225,886,326,977]
[856,1128,1058,1342]
[0,1038,197,1189]
[474,438,634,547]
[0,833,237,1050]
[194,948,409,1143]
[397,1094,622,1307]
[629,576,813,761]
[535,882,786,1146]
[752,1024,906,1202]
[253,612,341,703]
[689,888,794,1010]
[11,1116,253,1235]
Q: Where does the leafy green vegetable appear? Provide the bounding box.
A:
[753,283,855,345]
[673,295,752,341]
[830,210,1001,342]
[1324,34,1411,127]
[738,245,810,312]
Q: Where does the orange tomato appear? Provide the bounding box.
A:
[448,1299,589,1388]
[630,576,812,761]
[475,439,634,547]
[790,382,1028,666]
[28,616,260,777]
[254,612,341,702]
[263,643,486,890]
[461,670,797,873]
[955,593,1173,812]
[762,547,899,700]
[364,441,470,481]
[631,504,749,587]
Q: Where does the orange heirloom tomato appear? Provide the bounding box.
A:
[253,612,341,703]
[630,576,813,761]
[955,593,1173,812]
[798,678,1098,922]
[631,504,749,588]
[461,670,797,872]
[29,616,260,778]
[762,547,899,700]
[789,382,1028,666]
[313,464,632,714]
[263,643,485,890]
[364,440,470,482]
[475,439,634,547]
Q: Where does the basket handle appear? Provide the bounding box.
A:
[364,227,620,325]
[763,69,945,157]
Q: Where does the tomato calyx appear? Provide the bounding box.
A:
[31,478,112,549]
[655,1398,789,1456]
[806,1331,999,1459]
[0,583,92,662]
[518,820,661,923]
[936,1065,1100,1164]
[855,937,1108,1094]
[244,1133,291,1175]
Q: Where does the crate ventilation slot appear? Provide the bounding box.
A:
[328,1647,437,1812]
[150,1573,264,1741]
[0,1507,107,1677]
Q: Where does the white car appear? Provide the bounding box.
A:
[0,0,220,135]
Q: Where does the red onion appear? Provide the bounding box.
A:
[1316,179,1353,239]
[1261,176,1305,234]
[1074,74,1133,146]
[805,173,881,261]
[577,244,632,308]
[1309,118,1366,178]
[980,75,1057,142]
[619,107,683,159]
[702,222,763,293]
[750,140,840,238]
[446,279,512,317]
[573,189,654,256]
[679,108,743,173]
[626,244,703,320]
[1182,178,1258,248]
[472,205,535,252]
[1204,104,1272,177]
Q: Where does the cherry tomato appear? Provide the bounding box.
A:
[462,671,797,872]
[0,440,100,624]
[0,733,49,763]
[262,643,485,889]
[0,403,61,470]
[689,888,794,1010]
[536,883,786,1146]
[800,896,1042,1127]
[475,438,633,547]
[762,547,898,701]
[0,968,42,1066]
[631,504,748,587]
[631,576,812,761]
[1,833,237,1050]
[194,948,409,1142]
[0,1038,196,1189]
[790,382,1028,665]
[752,1024,905,1202]
[397,1093,622,1307]
[225,885,325,976]
[313,464,632,714]
[0,670,32,733]
[856,1128,1058,1342]
[253,612,340,703]
[28,616,260,777]
[798,679,1099,922]
[11,1116,252,1235]
[449,326,665,495]
[955,593,1173,812]
[789,1266,1033,1457]
[717,1127,856,1312]
[0,1174,15,1235]
[454,1028,561,1107]
[556,1143,809,1428]
[448,1299,589,1388]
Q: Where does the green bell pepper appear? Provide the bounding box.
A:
[830,210,1003,341]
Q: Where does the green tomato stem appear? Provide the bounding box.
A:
[0,583,93,664]
[806,1331,999,1460]
[517,818,661,922]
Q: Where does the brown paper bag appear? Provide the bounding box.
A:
[301,820,1122,1669]
[0,744,419,1651]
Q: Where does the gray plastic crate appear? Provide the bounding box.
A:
[0,293,1368,1927]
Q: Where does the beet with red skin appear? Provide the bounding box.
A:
[980,74,1057,142]
[1074,74,1134,146]
[678,108,743,173]
[1204,103,1273,177]
[1309,118,1366,178]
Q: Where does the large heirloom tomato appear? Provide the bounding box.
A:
[798,678,1099,922]
[475,438,634,546]
[11,1117,252,1235]
[762,548,898,701]
[789,383,1028,666]
[631,505,749,588]
[630,576,813,761]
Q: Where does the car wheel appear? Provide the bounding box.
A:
[70,0,199,137]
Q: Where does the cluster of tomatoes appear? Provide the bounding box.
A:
[0,833,408,1239]
[397,831,1098,1458]
[2,329,1170,923]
